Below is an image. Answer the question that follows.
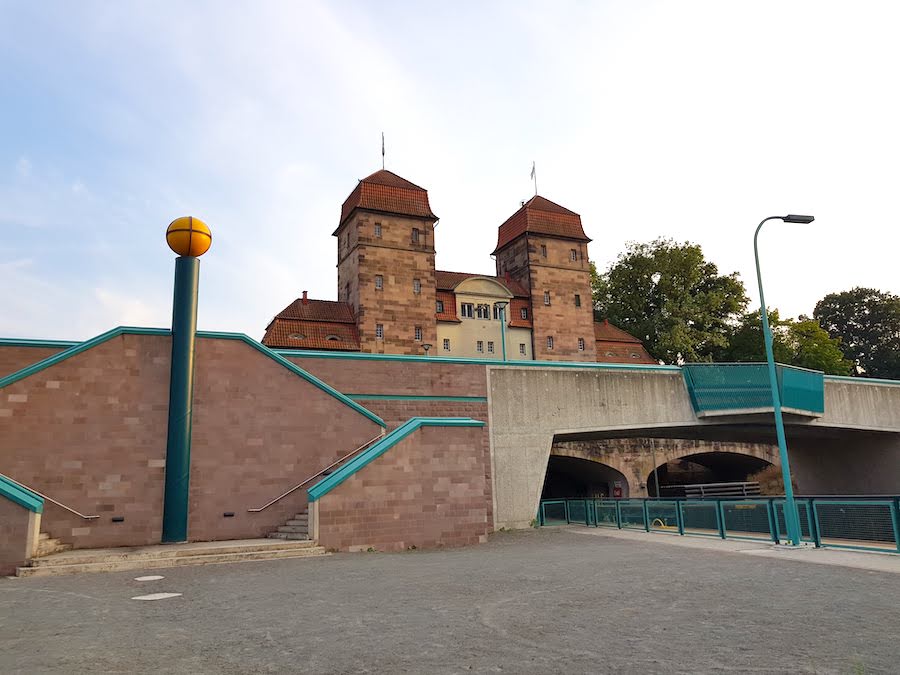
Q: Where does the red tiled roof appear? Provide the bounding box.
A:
[593,319,643,344]
[435,290,459,322]
[336,169,437,231]
[434,270,530,298]
[493,195,591,254]
[275,298,355,323]
[262,318,360,351]
[507,297,533,328]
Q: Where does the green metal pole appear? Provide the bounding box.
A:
[162,255,200,543]
[754,217,801,546]
[499,305,507,361]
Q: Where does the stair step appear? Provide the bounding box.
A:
[277,525,308,533]
[17,546,328,577]
[35,542,73,557]
[268,532,310,540]
[292,513,309,520]
[25,539,318,567]
[285,519,308,526]
[39,532,50,541]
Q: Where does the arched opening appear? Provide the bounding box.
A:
[646,452,774,497]
[542,455,629,499]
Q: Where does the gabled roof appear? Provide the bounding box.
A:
[435,270,530,298]
[493,195,591,254]
[593,319,644,344]
[435,290,460,323]
[336,169,437,232]
[274,298,355,323]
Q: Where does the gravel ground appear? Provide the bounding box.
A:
[1,527,897,674]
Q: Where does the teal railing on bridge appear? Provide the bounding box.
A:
[681,363,825,416]
[537,496,900,554]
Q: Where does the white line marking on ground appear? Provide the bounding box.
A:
[134,575,164,581]
[131,592,182,601]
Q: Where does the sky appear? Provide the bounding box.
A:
[2,1,899,341]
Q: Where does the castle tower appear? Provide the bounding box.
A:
[334,170,438,354]
[493,196,597,361]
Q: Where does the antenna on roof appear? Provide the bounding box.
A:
[530,161,537,196]
[381,132,385,170]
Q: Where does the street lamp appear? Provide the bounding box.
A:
[494,302,509,361]
[422,343,432,357]
[754,214,814,546]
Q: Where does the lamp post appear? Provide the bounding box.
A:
[754,214,814,546]
[422,343,432,357]
[494,302,508,361]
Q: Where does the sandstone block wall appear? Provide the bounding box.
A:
[315,425,491,552]
[0,345,68,379]
[0,499,39,575]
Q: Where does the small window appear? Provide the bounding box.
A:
[375,324,384,339]
[574,294,581,307]
[476,304,490,319]
[413,278,421,294]
[519,343,526,355]
[487,341,494,353]
[547,336,554,350]
[443,338,450,351]
[476,340,484,353]
[631,353,640,359]
[436,300,444,313]
[540,244,547,258]
[374,223,382,238]
[375,275,383,290]
[544,291,551,306]
[415,326,423,341]
[288,333,305,340]
[520,307,528,320]
[461,303,474,318]
[570,249,578,261]
[326,335,341,342]
[412,228,420,243]
[493,304,504,320]
[578,337,585,351]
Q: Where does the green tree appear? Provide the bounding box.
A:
[717,310,853,375]
[592,239,748,363]
[813,288,900,379]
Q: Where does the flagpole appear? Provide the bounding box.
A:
[531,161,537,195]
[382,132,385,169]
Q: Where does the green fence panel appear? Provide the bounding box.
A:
[647,501,680,533]
[721,500,774,541]
[773,500,816,544]
[813,501,899,552]
[682,363,824,415]
[567,499,588,525]
[593,502,619,528]
[619,501,647,530]
[680,501,720,536]
[540,500,568,526]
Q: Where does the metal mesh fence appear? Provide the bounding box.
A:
[619,502,646,530]
[540,500,567,525]
[814,501,898,550]
[647,501,679,533]
[594,502,619,528]
[567,500,588,525]
[721,501,773,540]
[774,500,814,542]
[680,501,719,535]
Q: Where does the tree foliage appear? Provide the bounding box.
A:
[592,239,748,363]
[715,310,853,375]
[813,288,900,379]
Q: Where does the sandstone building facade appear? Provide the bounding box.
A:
[263,169,655,364]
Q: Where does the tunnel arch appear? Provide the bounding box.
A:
[645,451,775,497]
[541,455,629,500]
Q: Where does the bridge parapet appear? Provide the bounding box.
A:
[682,363,824,418]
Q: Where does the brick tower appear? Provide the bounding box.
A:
[334,170,439,355]
[493,196,597,361]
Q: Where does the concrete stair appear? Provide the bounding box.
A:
[269,509,309,541]
[16,538,327,577]
[33,532,73,558]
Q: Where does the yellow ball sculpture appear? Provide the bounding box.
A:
[166,216,212,257]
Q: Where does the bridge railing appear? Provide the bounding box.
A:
[536,496,900,554]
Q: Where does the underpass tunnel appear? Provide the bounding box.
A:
[542,455,629,499]
[645,452,773,497]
